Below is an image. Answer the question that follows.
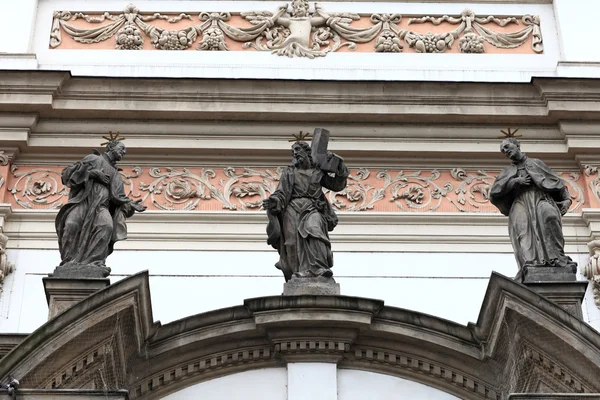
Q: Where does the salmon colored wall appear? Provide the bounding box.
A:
[3,164,588,213]
[51,10,540,54]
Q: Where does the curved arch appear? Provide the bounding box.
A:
[1,272,600,399]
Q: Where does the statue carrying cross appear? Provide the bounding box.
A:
[264,128,349,285]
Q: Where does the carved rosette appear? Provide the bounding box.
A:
[50,4,544,58]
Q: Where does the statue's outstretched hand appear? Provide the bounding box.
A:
[131,199,147,213]
[263,197,282,214]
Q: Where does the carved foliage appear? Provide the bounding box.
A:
[406,9,543,54]
[50,4,543,57]
[6,166,587,213]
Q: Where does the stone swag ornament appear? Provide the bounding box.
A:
[53,133,147,279]
[490,136,577,283]
[264,128,348,294]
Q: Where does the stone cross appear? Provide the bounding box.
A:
[311,128,340,173]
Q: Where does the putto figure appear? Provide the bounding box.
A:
[490,137,577,280]
[54,134,146,278]
[264,130,348,282]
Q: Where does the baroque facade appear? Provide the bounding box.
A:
[1,0,600,399]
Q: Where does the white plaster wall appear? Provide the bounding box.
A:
[25,0,561,82]
[553,0,600,63]
[338,369,459,400]
[0,249,591,334]
[0,0,38,53]
[160,368,287,400]
[288,363,337,400]
[157,366,457,400]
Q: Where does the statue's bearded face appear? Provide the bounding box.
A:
[500,139,522,161]
[109,142,127,162]
[292,144,310,168]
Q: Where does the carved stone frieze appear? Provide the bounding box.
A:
[49,3,544,57]
[5,166,587,213]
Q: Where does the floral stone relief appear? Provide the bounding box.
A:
[50,3,543,58]
[6,165,585,213]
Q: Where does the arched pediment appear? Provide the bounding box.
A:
[1,272,600,399]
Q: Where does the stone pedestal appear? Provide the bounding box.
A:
[522,267,587,319]
[283,277,340,296]
[43,277,110,319]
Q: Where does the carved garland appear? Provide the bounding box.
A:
[6,166,586,213]
[50,4,543,58]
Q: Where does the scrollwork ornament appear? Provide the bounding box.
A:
[9,166,68,209]
[0,233,14,297]
[450,168,494,212]
[560,172,585,212]
[582,240,600,308]
[383,170,451,211]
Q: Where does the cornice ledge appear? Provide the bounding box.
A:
[472,273,600,362]
[5,389,128,399]
[0,271,158,381]
[5,209,585,226]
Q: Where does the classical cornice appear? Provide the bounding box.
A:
[0,73,599,165]
[1,209,591,253]
[3,272,600,400]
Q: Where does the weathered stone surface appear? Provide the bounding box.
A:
[522,280,588,319]
[4,389,128,399]
[54,134,146,279]
[6,271,600,399]
[523,266,577,283]
[264,135,348,282]
[43,277,110,319]
[490,137,577,282]
[283,277,341,296]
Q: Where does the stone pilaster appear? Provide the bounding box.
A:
[43,277,110,319]
[523,267,587,319]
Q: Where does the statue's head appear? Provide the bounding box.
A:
[500,137,523,162]
[291,0,308,17]
[291,141,314,169]
[106,140,127,162]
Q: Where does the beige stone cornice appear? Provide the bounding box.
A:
[2,209,591,253]
[1,72,600,166]
[4,272,600,400]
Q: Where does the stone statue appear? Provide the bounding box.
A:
[490,137,577,281]
[54,136,146,278]
[263,129,348,283]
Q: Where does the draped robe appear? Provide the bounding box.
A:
[266,163,348,281]
[55,152,134,276]
[490,156,576,276]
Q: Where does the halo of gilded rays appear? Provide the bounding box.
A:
[100,131,126,146]
[289,131,312,142]
[498,128,522,139]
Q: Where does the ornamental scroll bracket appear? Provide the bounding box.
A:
[582,239,600,309]
[50,3,543,57]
